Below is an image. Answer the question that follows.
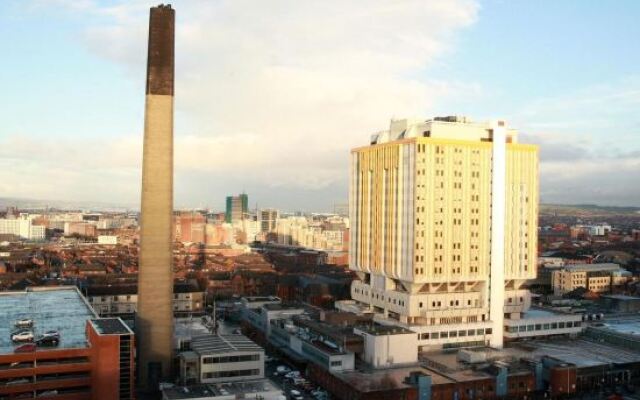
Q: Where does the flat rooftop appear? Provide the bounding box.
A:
[263,303,304,311]
[601,294,640,301]
[563,263,621,272]
[242,296,280,303]
[90,318,133,335]
[0,286,97,353]
[163,380,280,399]
[174,317,212,342]
[191,334,263,356]
[597,320,640,337]
[336,366,453,392]
[517,307,581,320]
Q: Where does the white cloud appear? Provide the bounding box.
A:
[4,0,481,210]
[515,77,640,206]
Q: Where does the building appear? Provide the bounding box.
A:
[175,212,206,243]
[137,4,176,387]
[97,235,118,245]
[0,217,45,241]
[343,117,538,351]
[64,222,97,238]
[258,208,278,234]
[599,294,640,313]
[178,334,264,385]
[0,286,134,400]
[87,281,205,317]
[225,194,248,223]
[551,263,631,295]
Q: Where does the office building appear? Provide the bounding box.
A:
[0,217,45,241]
[178,335,264,385]
[137,4,175,387]
[342,116,538,350]
[87,281,205,317]
[225,194,248,223]
[258,208,278,233]
[0,286,134,400]
[551,263,631,295]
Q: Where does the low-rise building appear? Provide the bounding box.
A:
[178,335,264,385]
[503,308,583,340]
[551,263,631,295]
[0,286,134,400]
[87,281,204,317]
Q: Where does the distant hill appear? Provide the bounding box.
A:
[540,203,640,216]
[0,197,135,212]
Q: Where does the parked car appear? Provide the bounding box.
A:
[276,365,291,375]
[36,335,59,347]
[285,371,301,379]
[37,390,58,397]
[14,319,33,329]
[14,343,36,353]
[11,331,34,342]
[42,330,60,338]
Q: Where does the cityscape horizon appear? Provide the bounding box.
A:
[1,2,640,400]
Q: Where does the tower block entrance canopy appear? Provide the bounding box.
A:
[137,4,175,390]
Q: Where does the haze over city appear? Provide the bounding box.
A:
[1,0,639,211]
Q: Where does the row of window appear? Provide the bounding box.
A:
[202,369,260,379]
[419,328,493,341]
[506,321,581,333]
[202,354,260,364]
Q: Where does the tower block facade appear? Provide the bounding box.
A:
[346,117,538,350]
[137,4,175,388]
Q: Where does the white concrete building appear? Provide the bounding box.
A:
[354,325,418,368]
[98,235,118,245]
[0,217,45,240]
[179,335,264,385]
[340,117,539,352]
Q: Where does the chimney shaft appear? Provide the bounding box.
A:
[137,4,175,389]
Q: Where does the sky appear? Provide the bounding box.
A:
[1,0,639,212]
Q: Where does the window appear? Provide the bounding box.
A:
[431,332,439,339]
[440,332,449,339]
[330,360,342,367]
[449,331,457,338]
[202,354,260,364]
[202,369,260,379]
